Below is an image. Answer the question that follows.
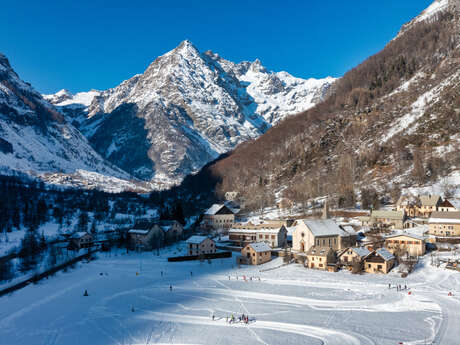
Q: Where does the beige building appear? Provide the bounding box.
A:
[229,223,287,248]
[418,195,442,217]
[338,247,371,267]
[305,246,336,270]
[292,219,357,253]
[185,236,216,255]
[201,204,235,231]
[384,233,425,256]
[241,242,272,265]
[396,195,420,217]
[369,210,406,229]
[69,232,93,250]
[364,248,395,274]
[428,211,460,237]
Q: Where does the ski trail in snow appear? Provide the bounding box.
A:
[0,275,98,328]
[214,279,268,345]
[140,311,373,345]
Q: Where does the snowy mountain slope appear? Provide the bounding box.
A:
[47,41,335,187]
[0,52,141,191]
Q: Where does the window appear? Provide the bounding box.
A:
[377,265,382,270]
[271,235,275,239]
[368,264,371,268]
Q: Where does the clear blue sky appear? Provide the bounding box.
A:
[1,0,433,94]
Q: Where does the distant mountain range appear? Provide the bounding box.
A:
[43,41,334,188]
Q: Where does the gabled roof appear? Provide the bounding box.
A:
[376,248,395,261]
[301,219,348,237]
[439,199,455,208]
[429,211,460,224]
[306,246,333,256]
[371,210,405,220]
[204,204,234,215]
[340,246,371,258]
[186,235,210,244]
[247,242,271,253]
[420,195,441,207]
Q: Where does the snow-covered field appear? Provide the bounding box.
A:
[1,245,459,345]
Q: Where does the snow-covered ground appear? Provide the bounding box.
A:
[1,244,459,345]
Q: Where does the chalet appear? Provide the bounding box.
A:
[384,233,425,257]
[128,225,164,250]
[292,219,357,253]
[305,246,336,270]
[68,232,93,250]
[419,195,442,217]
[364,248,395,274]
[428,211,460,237]
[158,220,183,243]
[438,199,457,212]
[241,242,272,265]
[338,247,371,267]
[229,222,287,248]
[369,210,406,229]
[201,204,235,231]
[185,236,216,256]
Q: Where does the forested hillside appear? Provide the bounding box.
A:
[194,2,460,210]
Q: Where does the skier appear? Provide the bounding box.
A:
[388,283,391,289]
[161,271,163,277]
[83,289,89,296]
[212,314,215,321]
[190,271,193,277]
[170,285,172,292]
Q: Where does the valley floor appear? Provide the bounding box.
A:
[0,245,459,345]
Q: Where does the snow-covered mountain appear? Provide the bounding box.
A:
[0,52,139,190]
[46,41,335,187]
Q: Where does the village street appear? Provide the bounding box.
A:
[0,246,459,345]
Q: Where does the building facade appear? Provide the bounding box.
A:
[384,233,425,256]
[241,242,272,265]
[305,246,336,270]
[229,223,287,248]
[186,236,216,255]
[292,219,356,253]
[428,211,460,237]
[364,248,395,274]
[201,204,235,231]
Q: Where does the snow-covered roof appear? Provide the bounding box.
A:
[247,242,271,253]
[429,212,460,224]
[71,232,90,239]
[385,233,424,241]
[341,225,357,235]
[128,229,150,235]
[229,227,283,234]
[376,248,395,261]
[186,235,210,244]
[301,219,348,237]
[347,247,371,257]
[204,204,233,215]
